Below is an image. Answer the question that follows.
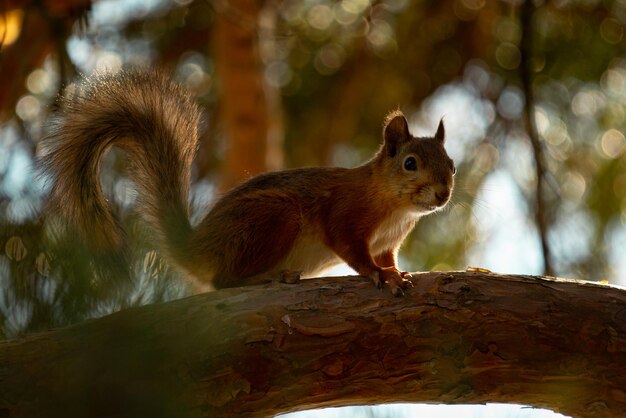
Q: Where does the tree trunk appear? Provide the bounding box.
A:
[211,0,283,191]
[1,271,625,418]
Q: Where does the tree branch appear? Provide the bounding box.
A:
[519,0,554,276]
[1,271,625,418]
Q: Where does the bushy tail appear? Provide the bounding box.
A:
[40,69,199,268]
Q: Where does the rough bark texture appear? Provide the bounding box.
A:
[1,271,625,418]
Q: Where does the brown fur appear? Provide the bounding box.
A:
[40,69,455,296]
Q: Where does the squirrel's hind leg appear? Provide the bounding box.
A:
[209,193,303,289]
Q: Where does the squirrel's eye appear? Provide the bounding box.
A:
[403,156,417,171]
[452,165,457,176]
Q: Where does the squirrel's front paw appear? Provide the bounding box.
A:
[370,268,412,297]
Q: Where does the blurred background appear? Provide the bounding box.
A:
[0,0,625,416]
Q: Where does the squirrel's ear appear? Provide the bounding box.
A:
[435,118,445,144]
[383,111,410,157]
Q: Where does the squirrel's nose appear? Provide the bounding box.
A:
[435,190,450,204]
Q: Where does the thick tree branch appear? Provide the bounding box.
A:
[1,271,625,418]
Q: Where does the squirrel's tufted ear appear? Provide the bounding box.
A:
[383,110,410,157]
[435,118,445,144]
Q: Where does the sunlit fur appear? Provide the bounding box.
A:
[40,70,455,293]
[41,70,199,271]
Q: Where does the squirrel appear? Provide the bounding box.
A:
[40,69,455,296]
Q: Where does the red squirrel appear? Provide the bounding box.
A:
[41,69,455,296]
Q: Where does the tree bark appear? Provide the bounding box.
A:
[1,271,625,418]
